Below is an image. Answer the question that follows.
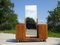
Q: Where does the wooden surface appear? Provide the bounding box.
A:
[16,24,48,41]
[16,24,25,40]
[37,24,48,40]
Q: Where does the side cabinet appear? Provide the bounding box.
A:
[37,24,48,41]
[16,24,25,41]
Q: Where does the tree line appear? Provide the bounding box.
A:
[0,0,18,30]
[47,1,60,32]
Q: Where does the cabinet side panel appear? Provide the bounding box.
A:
[16,24,25,40]
[37,24,48,40]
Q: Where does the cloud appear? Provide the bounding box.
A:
[18,19,24,23]
[18,19,47,24]
[38,20,47,24]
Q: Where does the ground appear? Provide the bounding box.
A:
[0,33,60,45]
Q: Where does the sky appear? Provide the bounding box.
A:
[11,0,58,24]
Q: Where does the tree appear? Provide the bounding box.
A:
[47,1,60,32]
[0,0,18,30]
[26,17,36,29]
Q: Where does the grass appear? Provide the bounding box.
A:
[0,30,60,38]
[0,30,16,34]
[48,31,60,38]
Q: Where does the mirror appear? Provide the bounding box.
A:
[25,5,37,37]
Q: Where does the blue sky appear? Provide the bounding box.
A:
[11,0,58,24]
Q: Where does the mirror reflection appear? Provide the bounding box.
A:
[25,5,37,37]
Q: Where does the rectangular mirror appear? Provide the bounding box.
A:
[25,5,37,37]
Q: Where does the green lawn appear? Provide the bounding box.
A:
[0,30,60,38]
[0,30,16,34]
[48,31,60,38]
